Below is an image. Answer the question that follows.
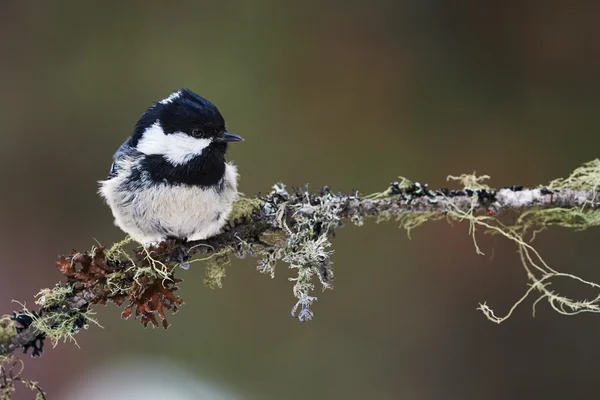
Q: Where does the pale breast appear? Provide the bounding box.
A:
[100,162,239,243]
[140,163,239,240]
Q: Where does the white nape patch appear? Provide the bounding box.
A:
[136,122,211,165]
[159,90,182,104]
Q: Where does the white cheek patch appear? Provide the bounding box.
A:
[136,122,211,165]
[159,90,182,104]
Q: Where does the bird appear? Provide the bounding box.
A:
[99,88,243,245]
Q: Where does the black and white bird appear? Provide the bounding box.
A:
[99,89,243,244]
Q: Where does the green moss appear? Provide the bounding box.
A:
[203,250,231,289]
[228,197,264,226]
[0,318,16,343]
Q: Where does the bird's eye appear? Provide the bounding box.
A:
[191,128,203,138]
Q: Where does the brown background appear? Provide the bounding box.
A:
[1,1,600,399]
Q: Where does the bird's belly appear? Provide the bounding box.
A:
[100,162,239,244]
[138,184,233,240]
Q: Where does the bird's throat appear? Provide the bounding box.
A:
[141,151,226,186]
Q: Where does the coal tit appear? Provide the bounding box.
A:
[99,89,243,244]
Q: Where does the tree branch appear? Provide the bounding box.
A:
[2,163,600,360]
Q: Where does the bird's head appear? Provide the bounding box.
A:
[130,89,242,166]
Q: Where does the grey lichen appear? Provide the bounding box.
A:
[252,184,340,321]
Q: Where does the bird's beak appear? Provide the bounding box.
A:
[220,131,244,143]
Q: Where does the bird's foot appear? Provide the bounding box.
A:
[164,237,192,270]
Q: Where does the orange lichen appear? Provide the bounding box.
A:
[121,276,183,329]
[54,245,183,329]
[55,247,111,283]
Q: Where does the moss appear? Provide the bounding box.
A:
[203,250,231,289]
[0,318,16,343]
[228,197,264,226]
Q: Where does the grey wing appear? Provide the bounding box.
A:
[107,140,140,179]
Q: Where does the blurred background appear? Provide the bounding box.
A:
[1,1,600,399]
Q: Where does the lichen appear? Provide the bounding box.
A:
[104,235,134,260]
[446,172,492,190]
[20,304,99,348]
[547,158,600,193]
[121,276,183,329]
[6,157,599,358]
[253,185,340,321]
[365,177,413,199]
[0,356,46,399]
[445,172,495,255]
[515,208,600,241]
[256,236,286,279]
[441,164,600,323]
[375,210,444,238]
[34,284,73,308]
[362,162,600,324]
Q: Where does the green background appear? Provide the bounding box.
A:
[1,1,600,399]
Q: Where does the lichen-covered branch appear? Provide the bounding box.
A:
[1,160,600,365]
